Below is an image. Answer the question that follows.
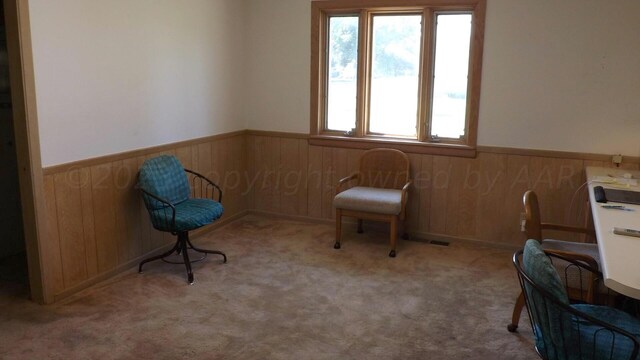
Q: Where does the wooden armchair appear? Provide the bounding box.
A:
[508,190,600,332]
[333,148,411,257]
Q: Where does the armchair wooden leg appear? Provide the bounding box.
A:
[508,291,526,332]
[389,216,398,258]
[334,209,342,249]
[357,219,363,233]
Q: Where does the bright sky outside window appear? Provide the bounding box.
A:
[368,14,422,138]
[429,13,472,139]
[326,16,359,132]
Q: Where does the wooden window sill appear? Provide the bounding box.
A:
[309,135,477,158]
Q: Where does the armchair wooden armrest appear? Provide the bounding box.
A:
[399,180,412,220]
[336,173,359,194]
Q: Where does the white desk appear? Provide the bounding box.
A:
[587,166,640,300]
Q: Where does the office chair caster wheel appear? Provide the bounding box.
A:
[334,242,341,249]
[389,250,396,258]
[507,324,518,332]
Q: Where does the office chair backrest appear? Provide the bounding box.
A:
[138,155,190,209]
[521,239,571,359]
[358,148,409,190]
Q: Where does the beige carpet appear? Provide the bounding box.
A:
[0,215,537,359]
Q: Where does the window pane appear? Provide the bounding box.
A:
[326,16,359,132]
[430,14,472,139]
[369,15,421,138]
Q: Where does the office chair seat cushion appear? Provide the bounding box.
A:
[138,155,190,210]
[571,304,640,359]
[152,198,224,232]
[333,186,402,215]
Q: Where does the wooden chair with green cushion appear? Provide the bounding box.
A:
[514,240,640,360]
[137,155,226,284]
[333,148,411,257]
[508,190,602,332]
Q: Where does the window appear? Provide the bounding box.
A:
[310,0,486,157]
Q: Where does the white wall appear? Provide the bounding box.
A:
[29,0,640,165]
[479,0,640,156]
[30,0,247,166]
[244,0,640,156]
[243,0,310,135]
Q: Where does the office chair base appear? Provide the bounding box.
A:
[138,231,226,284]
[161,251,207,264]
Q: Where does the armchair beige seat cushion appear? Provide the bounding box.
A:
[541,239,600,264]
[333,186,402,215]
[333,148,411,258]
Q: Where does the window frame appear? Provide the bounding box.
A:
[310,0,486,157]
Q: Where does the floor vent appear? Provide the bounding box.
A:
[429,240,450,247]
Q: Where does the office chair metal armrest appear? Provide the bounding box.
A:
[185,169,223,203]
[336,173,359,194]
[139,188,177,231]
[541,223,596,237]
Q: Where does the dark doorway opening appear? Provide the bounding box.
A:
[0,0,28,296]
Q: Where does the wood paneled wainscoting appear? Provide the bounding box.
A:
[246,131,639,249]
[42,131,247,301]
[41,129,639,301]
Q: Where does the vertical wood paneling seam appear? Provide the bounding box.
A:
[75,171,89,280]
[87,169,99,270]
[109,165,121,265]
[51,178,66,289]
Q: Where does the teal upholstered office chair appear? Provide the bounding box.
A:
[514,240,640,360]
[137,155,226,284]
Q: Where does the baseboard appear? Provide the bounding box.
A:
[247,210,520,251]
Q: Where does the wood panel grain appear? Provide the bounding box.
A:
[53,171,87,287]
[416,155,433,234]
[430,156,450,234]
[307,145,323,218]
[43,175,65,294]
[78,167,98,277]
[405,153,422,232]
[280,138,301,216]
[90,163,118,273]
[297,139,309,217]
[475,153,508,243]
[321,147,334,219]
